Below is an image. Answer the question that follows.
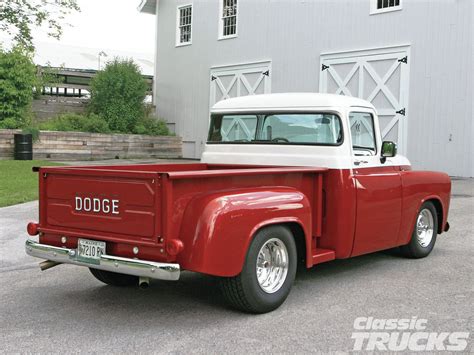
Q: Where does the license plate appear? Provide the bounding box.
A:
[77,238,106,265]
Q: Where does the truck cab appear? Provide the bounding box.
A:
[26,93,451,313]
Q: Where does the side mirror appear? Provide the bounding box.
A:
[381,141,397,163]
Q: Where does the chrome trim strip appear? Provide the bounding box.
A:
[25,240,180,281]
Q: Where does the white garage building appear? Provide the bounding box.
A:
[139,0,473,177]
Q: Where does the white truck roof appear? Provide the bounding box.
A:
[211,93,375,112]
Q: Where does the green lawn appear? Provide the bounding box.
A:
[0,160,64,208]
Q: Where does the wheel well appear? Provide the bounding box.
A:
[252,222,307,266]
[284,222,307,265]
[426,198,444,234]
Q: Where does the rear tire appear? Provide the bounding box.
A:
[400,201,438,258]
[89,268,138,287]
[220,225,297,313]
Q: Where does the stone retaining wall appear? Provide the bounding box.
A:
[0,129,182,161]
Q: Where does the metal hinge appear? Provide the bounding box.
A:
[321,64,330,71]
[398,56,408,64]
[262,70,270,76]
[396,108,406,116]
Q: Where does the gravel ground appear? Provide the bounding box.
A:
[0,178,472,354]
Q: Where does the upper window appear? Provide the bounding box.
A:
[176,5,192,46]
[208,113,343,145]
[349,112,377,155]
[370,0,402,14]
[219,0,238,39]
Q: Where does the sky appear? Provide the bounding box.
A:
[2,0,156,56]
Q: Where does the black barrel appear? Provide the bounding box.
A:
[14,133,33,160]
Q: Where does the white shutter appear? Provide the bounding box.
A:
[320,46,410,154]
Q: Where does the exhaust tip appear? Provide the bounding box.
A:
[139,277,150,289]
[39,260,61,271]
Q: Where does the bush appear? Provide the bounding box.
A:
[89,58,148,133]
[0,46,37,127]
[35,113,170,136]
[38,113,110,134]
[22,126,40,142]
[38,113,85,131]
[133,116,171,136]
[0,117,20,129]
[81,114,110,133]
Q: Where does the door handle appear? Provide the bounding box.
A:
[354,160,368,166]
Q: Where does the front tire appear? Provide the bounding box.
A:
[220,225,297,313]
[89,268,138,287]
[400,201,438,258]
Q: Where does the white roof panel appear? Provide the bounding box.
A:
[211,93,375,112]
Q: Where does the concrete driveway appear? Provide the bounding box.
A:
[1,179,472,353]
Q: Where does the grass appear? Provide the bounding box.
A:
[0,160,64,208]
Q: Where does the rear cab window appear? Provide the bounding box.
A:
[208,113,343,145]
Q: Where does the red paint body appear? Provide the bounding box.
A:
[35,163,451,277]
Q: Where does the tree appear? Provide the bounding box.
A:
[89,58,148,133]
[0,0,80,51]
[0,46,37,128]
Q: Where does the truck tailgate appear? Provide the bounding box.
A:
[40,168,160,244]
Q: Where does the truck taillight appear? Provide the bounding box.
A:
[27,222,39,236]
[166,239,184,256]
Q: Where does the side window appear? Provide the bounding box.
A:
[176,5,192,46]
[219,0,238,39]
[349,112,376,155]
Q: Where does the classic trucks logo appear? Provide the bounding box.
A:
[75,196,119,215]
[351,317,469,351]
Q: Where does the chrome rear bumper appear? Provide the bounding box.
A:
[25,240,180,281]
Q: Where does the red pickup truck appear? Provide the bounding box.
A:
[26,93,451,313]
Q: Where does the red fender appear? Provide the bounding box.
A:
[176,187,312,277]
[398,171,451,245]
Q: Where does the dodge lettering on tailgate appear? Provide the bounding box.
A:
[74,196,120,215]
[25,93,451,313]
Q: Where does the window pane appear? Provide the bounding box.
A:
[221,0,237,36]
[262,114,341,144]
[178,6,192,43]
[209,115,258,142]
[377,0,399,9]
[349,112,376,153]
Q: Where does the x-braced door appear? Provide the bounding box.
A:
[210,61,271,141]
[320,46,410,154]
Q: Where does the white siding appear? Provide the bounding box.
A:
[154,0,473,177]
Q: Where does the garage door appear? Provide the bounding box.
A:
[210,61,271,141]
[319,46,410,154]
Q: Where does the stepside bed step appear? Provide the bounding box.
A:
[312,248,336,265]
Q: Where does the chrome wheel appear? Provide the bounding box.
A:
[416,208,434,247]
[256,238,289,294]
